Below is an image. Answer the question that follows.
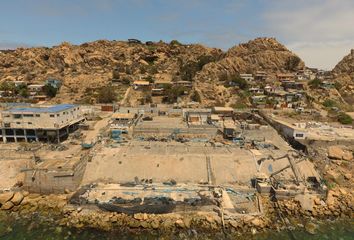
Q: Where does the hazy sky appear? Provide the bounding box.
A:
[0,0,353,70]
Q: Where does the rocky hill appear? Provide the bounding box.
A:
[194,37,305,106]
[332,49,354,104]
[0,37,304,105]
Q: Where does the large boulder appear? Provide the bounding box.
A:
[1,201,14,210]
[328,146,353,160]
[0,192,14,205]
[11,192,24,206]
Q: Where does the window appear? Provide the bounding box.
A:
[50,114,55,118]
[28,122,32,125]
[57,114,60,117]
[16,122,21,124]
[36,114,40,117]
[13,114,22,119]
[295,133,304,138]
[23,114,34,117]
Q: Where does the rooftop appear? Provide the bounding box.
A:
[5,104,77,113]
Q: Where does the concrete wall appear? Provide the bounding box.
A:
[23,157,88,194]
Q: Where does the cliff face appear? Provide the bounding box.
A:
[332,49,354,104]
[0,37,305,105]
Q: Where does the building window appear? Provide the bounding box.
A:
[50,114,55,118]
[57,114,60,117]
[23,114,34,117]
[28,122,32,125]
[295,133,304,138]
[16,122,21,124]
[13,114,22,119]
[36,114,40,117]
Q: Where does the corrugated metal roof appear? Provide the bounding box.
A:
[5,104,77,113]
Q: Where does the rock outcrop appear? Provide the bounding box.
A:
[194,37,305,106]
[332,49,354,104]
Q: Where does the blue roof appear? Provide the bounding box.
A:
[6,104,77,113]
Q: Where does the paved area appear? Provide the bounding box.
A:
[82,137,319,186]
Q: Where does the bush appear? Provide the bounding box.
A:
[145,76,155,83]
[190,90,201,102]
[334,82,342,90]
[97,85,117,103]
[309,78,321,88]
[337,113,353,125]
[170,40,182,46]
[230,102,247,109]
[322,99,337,108]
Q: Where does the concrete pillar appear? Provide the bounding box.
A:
[14,129,17,143]
[24,129,28,142]
[1,129,5,143]
[57,129,60,143]
[35,129,39,142]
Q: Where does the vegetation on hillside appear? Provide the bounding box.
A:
[97,85,117,103]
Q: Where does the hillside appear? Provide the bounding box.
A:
[0,37,305,106]
[194,37,305,106]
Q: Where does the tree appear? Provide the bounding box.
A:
[230,75,248,90]
[163,86,187,103]
[285,56,301,71]
[43,84,58,98]
[19,88,29,98]
[97,85,117,103]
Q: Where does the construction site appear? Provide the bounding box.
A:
[0,103,336,219]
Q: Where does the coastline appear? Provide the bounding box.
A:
[1,186,353,237]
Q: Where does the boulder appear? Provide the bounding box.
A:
[1,201,14,210]
[328,146,353,160]
[251,218,264,227]
[0,192,14,205]
[305,222,317,235]
[11,192,24,206]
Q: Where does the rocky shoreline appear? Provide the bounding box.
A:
[0,186,353,237]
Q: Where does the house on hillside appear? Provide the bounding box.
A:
[254,71,267,81]
[240,73,254,82]
[132,80,150,90]
[276,73,295,82]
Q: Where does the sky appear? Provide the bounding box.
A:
[0,0,353,70]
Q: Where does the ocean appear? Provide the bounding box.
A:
[0,214,353,240]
